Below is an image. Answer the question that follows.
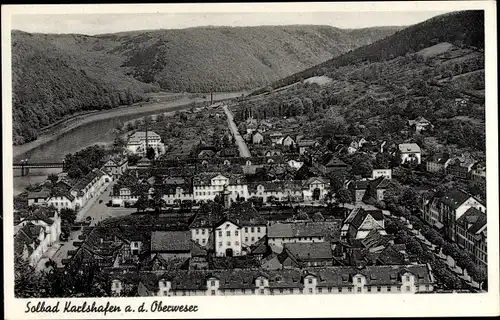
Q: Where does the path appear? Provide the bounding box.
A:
[222,105,251,158]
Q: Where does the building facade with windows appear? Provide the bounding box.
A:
[111,264,435,296]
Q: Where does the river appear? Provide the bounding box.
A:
[13,91,245,163]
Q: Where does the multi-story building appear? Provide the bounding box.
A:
[426,153,451,173]
[27,189,51,207]
[422,189,486,241]
[341,207,386,240]
[103,156,129,179]
[455,207,487,268]
[126,131,165,157]
[446,156,477,180]
[193,173,248,204]
[110,264,435,296]
[398,143,421,165]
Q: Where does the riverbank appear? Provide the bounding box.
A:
[13,91,246,159]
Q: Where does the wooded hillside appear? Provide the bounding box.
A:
[12,25,400,145]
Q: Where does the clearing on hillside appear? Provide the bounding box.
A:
[417,42,455,57]
[304,76,333,86]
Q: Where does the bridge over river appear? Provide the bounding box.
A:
[13,162,64,176]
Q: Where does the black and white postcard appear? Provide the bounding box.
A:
[2,2,498,319]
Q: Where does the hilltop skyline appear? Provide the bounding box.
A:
[11,11,452,35]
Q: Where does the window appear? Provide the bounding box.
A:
[211,290,216,295]
[260,280,264,286]
[387,286,391,292]
[211,280,215,286]
[251,227,255,233]
[367,287,371,292]
[202,229,205,235]
[357,287,361,293]
[338,288,342,293]
[235,231,239,236]
[251,237,255,242]
[218,231,222,237]
[328,287,332,293]
[279,289,283,294]
[202,239,206,244]
[308,288,313,294]
[318,288,322,293]
[308,279,313,284]
[425,285,429,291]
[377,286,381,292]
[257,227,261,232]
[348,287,352,293]
[235,241,239,246]
[226,231,231,236]
[405,276,410,282]
[245,227,248,233]
[357,278,361,283]
[260,289,265,294]
[227,241,231,246]
[196,229,199,235]
[270,289,274,295]
[289,289,293,294]
[405,286,411,292]
[245,237,249,242]
[218,242,222,247]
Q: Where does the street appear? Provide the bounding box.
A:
[223,105,251,158]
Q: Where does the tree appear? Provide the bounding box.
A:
[14,257,50,298]
[328,171,345,194]
[135,196,148,212]
[48,173,59,185]
[60,208,77,224]
[335,189,353,207]
[312,212,325,222]
[296,212,309,220]
[113,137,126,150]
[146,147,156,160]
[406,237,424,258]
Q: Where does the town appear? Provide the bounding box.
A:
[14,95,487,297]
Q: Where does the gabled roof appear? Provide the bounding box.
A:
[151,231,192,252]
[27,189,51,199]
[346,208,384,230]
[456,207,487,235]
[284,242,333,261]
[398,143,421,153]
[440,189,472,209]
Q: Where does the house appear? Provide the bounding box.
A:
[267,221,339,253]
[18,209,62,247]
[446,156,477,180]
[398,143,422,165]
[14,223,50,266]
[408,117,433,133]
[287,159,304,170]
[426,153,452,173]
[341,207,386,240]
[372,169,392,180]
[46,189,75,211]
[27,189,51,207]
[422,189,486,241]
[312,153,348,174]
[192,173,248,204]
[150,231,193,260]
[110,264,435,296]
[126,131,165,157]
[198,150,216,159]
[297,140,317,155]
[363,177,391,202]
[252,132,264,144]
[470,162,486,180]
[278,135,295,147]
[103,157,129,179]
[455,207,487,268]
[247,181,303,204]
[302,177,330,201]
[269,132,284,144]
[279,242,333,268]
[347,180,370,203]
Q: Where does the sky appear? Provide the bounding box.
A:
[11,11,453,35]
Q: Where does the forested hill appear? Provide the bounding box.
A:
[12,25,400,145]
[261,10,484,92]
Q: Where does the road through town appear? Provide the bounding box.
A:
[223,105,251,158]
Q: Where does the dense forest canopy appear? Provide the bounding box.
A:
[12,25,400,145]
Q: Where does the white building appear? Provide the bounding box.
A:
[193,174,248,204]
[372,169,392,180]
[398,143,422,165]
[126,131,165,157]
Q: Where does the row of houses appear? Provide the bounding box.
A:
[426,153,485,180]
[27,169,112,212]
[109,264,435,296]
[422,189,487,268]
[111,172,331,207]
